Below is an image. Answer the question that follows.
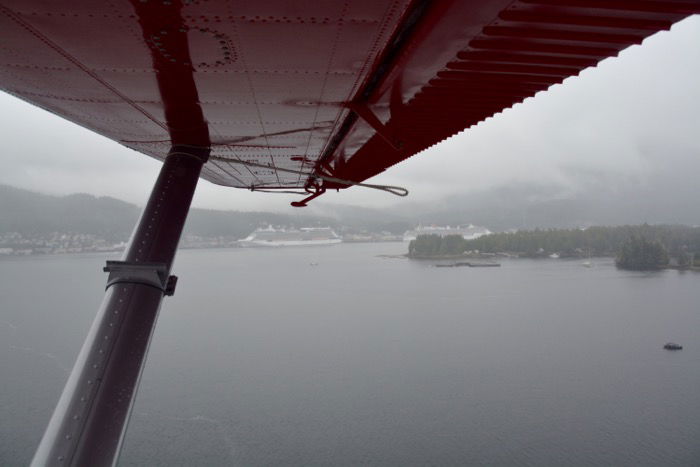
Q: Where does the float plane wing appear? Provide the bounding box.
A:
[1,1,697,465]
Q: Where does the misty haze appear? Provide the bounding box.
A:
[2,4,700,467]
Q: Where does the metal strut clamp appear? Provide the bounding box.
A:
[103,260,178,296]
[291,178,326,207]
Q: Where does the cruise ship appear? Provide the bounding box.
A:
[403,224,491,242]
[238,226,342,247]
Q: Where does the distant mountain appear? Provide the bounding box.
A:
[389,182,700,231]
[0,185,337,241]
[308,203,412,234]
[3,179,697,241]
[183,208,337,239]
[0,185,139,241]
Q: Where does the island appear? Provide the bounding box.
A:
[407,225,700,271]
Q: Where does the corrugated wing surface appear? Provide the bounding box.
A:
[326,0,699,187]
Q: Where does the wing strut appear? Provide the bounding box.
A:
[32,144,209,467]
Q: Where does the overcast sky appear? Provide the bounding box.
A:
[1,16,698,213]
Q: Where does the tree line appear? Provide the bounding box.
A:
[408,225,700,269]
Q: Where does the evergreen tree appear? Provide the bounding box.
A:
[615,236,669,270]
[409,234,465,257]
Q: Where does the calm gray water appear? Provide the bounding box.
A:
[1,243,699,466]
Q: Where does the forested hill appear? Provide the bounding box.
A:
[0,185,336,241]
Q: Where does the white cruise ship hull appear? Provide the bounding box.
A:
[239,238,342,247]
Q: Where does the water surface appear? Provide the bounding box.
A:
[1,244,699,465]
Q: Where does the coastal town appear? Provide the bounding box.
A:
[0,231,127,256]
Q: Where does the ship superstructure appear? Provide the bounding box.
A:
[239,226,341,247]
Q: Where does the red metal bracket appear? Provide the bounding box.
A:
[347,101,403,151]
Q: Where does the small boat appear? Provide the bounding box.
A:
[582,260,592,268]
[663,343,683,350]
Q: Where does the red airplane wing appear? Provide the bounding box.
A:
[1,1,697,198]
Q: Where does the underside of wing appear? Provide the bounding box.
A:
[1,0,697,202]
